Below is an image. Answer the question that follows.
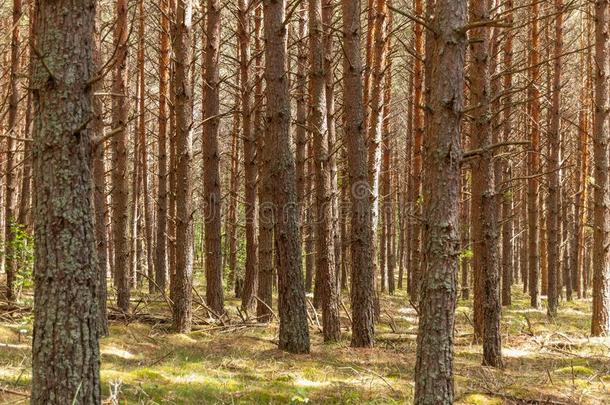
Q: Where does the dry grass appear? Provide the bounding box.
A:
[0,287,609,404]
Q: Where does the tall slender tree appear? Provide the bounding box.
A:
[172,0,194,332]
[112,0,131,313]
[591,0,610,337]
[468,0,502,367]
[203,0,224,315]
[4,0,22,302]
[156,0,171,293]
[342,0,375,348]
[263,0,310,353]
[414,0,467,401]
[309,0,341,342]
[239,0,259,311]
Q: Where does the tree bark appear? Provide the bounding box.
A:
[238,0,259,311]
[414,0,467,402]
[255,2,274,322]
[547,0,563,318]
[111,0,131,313]
[31,0,101,401]
[468,0,502,367]
[309,0,341,342]
[92,14,108,337]
[3,0,22,302]
[528,0,541,309]
[202,0,224,315]
[342,0,375,348]
[591,0,610,337]
[172,0,194,332]
[263,0,311,353]
[156,0,171,293]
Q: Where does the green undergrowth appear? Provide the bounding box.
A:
[0,288,609,404]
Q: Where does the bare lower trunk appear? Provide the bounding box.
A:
[172,0,194,332]
[263,0,310,354]
[112,0,131,313]
[591,0,610,336]
[414,1,467,402]
[342,0,375,348]
[309,0,341,342]
[31,1,101,401]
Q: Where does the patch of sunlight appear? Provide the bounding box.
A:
[172,372,204,383]
[397,307,418,323]
[553,365,594,376]
[168,333,197,345]
[587,336,610,344]
[503,347,534,358]
[101,345,136,359]
[511,308,544,314]
[294,377,330,388]
[462,393,502,405]
[101,369,130,382]
[0,367,21,379]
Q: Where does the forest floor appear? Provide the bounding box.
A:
[0,287,609,404]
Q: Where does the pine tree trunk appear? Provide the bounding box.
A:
[255,3,274,322]
[342,0,375,348]
[414,0,467,401]
[501,0,514,306]
[468,0,502,367]
[112,0,131,313]
[202,0,224,315]
[309,0,341,342]
[238,0,259,311]
[172,0,194,332]
[17,0,35,231]
[547,0,563,317]
[93,15,109,337]
[591,0,610,336]
[408,0,424,302]
[3,0,21,302]
[528,0,541,309]
[367,0,387,289]
[137,0,155,294]
[262,0,311,353]
[156,0,170,293]
[31,1,101,401]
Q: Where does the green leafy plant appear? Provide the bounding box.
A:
[8,221,34,300]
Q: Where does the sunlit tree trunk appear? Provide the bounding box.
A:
[156,0,171,293]
[172,0,194,332]
[239,0,259,311]
[3,0,22,302]
[263,0,311,353]
[528,0,541,309]
[414,0,467,401]
[137,0,155,293]
[409,0,424,301]
[92,13,109,336]
[309,0,341,342]
[547,0,563,317]
[112,0,131,313]
[468,0,502,368]
[591,0,610,337]
[202,0,224,315]
[342,0,375,348]
[31,0,101,401]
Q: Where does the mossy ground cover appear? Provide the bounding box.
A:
[0,287,608,404]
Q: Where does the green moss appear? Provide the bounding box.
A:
[460,394,503,404]
[553,365,594,376]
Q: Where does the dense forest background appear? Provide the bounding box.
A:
[0,0,609,403]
